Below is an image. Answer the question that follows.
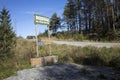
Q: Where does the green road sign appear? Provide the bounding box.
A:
[34,14,50,25]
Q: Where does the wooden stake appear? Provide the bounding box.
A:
[48,26,51,55]
[35,25,39,57]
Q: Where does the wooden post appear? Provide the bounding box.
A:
[35,25,39,57]
[48,26,51,55]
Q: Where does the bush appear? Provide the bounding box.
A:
[52,31,87,41]
[0,58,31,80]
[15,37,36,59]
[0,37,34,79]
[109,56,120,70]
[45,44,120,70]
[73,33,86,41]
[0,59,15,80]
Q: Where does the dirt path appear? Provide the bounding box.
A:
[53,41,120,48]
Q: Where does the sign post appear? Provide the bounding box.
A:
[48,26,51,55]
[35,25,39,57]
[34,14,50,25]
[34,14,50,56]
[31,14,58,66]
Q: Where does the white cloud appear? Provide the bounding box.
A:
[24,6,64,18]
[25,11,39,15]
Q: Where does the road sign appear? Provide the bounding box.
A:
[34,14,51,57]
[38,41,44,46]
[34,14,50,25]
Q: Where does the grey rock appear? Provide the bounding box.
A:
[5,63,120,80]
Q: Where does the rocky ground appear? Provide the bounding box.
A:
[5,63,120,80]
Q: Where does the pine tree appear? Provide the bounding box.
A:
[0,7,16,59]
[50,13,60,33]
[63,1,76,33]
[63,0,120,41]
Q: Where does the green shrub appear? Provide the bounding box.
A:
[73,33,86,41]
[0,58,31,80]
[45,44,120,70]
[56,32,65,39]
[109,56,120,70]
[15,37,36,58]
[0,38,34,79]
[0,60,15,79]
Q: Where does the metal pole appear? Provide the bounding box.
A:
[48,26,51,55]
[35,25,39,57]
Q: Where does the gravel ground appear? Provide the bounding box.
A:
[5,63,120,80]
[53,41,120,48]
